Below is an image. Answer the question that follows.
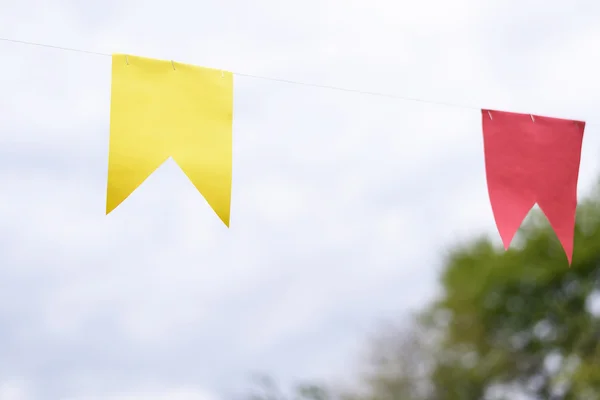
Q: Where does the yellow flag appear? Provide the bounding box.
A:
[107,54,233,226]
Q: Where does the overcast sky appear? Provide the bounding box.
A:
[1,0,600,399]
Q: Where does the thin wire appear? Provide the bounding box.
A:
[0,37,109,57]
[0,36,597,127]
[0,36,479,110]
[233,71,479,110]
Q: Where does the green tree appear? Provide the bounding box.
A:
[342,322,431,400]
[243,374,335,400]
[246,183,600,400]
[422,183,600,399]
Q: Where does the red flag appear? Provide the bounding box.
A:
[482,109,585,264]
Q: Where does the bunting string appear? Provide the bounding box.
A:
[0,37,522,112]
[2,36,596,123]
[0,36,593,265]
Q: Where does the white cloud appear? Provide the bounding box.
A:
[68,386,218,400]
[0,0,599,399]
[0,379,31,400]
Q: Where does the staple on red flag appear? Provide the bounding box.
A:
[481,109,585,264]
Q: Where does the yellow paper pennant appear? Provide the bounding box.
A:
[106,54,233,226]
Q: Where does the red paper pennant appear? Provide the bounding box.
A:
[482,109,585,264]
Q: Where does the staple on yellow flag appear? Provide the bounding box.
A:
[106,54,233,226]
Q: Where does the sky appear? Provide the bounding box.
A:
[1,0,600,399]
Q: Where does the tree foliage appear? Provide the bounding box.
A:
[425,183,600,399]
[246,183,600,399]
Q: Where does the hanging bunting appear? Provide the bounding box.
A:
[106,54,233,226]
[482,109,585,263]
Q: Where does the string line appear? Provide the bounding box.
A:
[0,36,479,110]
[0,36,595,127]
